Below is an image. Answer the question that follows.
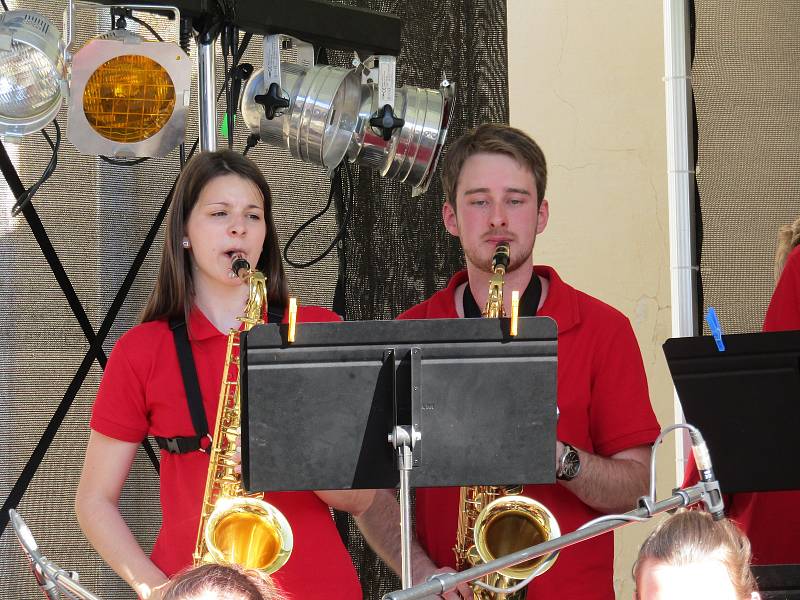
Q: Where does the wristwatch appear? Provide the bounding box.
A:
[556,442,581,481]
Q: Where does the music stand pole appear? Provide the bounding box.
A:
[390,425,421,589]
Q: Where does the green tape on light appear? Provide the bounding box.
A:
[220,113,236,138]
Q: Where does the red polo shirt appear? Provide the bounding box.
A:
[683,245,800,564]
[764,245,800,332]
[91,305,362,599]
[400,267,660,600]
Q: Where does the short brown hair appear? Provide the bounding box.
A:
[441,123,547,208]
[162,563,281,600]
[632,511,757,599]
[140,150,289,326]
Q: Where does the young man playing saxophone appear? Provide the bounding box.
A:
[355,123,660,599]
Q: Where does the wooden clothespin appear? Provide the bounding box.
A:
[510,290,520,337]
[288,297,298,343]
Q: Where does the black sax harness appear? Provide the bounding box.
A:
[154,305,284,454]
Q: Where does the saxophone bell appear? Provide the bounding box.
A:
[473,495,559,593]
[455,490,560,600]
[204,497,293,574]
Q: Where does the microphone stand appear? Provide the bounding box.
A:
[10,509,103,600]
[383,481,717,600]
[383,423,724,600]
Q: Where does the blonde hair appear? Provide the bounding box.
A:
[633,511,757,599]
[162,563,280,600]
[775,216,800,282]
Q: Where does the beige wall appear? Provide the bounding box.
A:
[508,1,674,597]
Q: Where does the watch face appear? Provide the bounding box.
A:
[561,451,580,480]
[559,445,581,480]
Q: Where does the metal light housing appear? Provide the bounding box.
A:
[67,29,191,158]
[242,62,362,171]
[242,59,454,194]
[348,78,455,196]
[0,10,67,138]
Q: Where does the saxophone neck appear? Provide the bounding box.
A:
[484,273,505,318]
[244,271,268,321]
[483,242,510,318]
[232,257,268,328]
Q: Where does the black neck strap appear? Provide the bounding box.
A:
[170,319,209,438]
[463,273,542,319]
[156,306,284,454]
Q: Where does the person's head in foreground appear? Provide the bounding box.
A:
[633,510,760,600]
[162,563,281,600]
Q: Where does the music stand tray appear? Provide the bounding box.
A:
[241,317,558,492]
[663,330,800,494]
[753,564,800,598]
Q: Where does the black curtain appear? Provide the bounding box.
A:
[330,1,509,596]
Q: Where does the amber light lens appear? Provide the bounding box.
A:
[83,54,175,143]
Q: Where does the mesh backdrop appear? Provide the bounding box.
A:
[693,0,800,334]
[0,1,508,598]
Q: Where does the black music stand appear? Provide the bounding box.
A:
[664,331,800,598]
[752,565,800,599]
[663,329,800,494]
[240,316,558,588]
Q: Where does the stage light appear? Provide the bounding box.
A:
[0,10,67,138]
[242,60,454,194]
[67,29,191,158]
[242,62,362,171]
[348,78,454,196]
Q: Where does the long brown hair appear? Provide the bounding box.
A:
[140,150,289,325]
[632,510,757,599]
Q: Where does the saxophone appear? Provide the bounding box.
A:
[484,242,510,318]
[193,256,293,575]
[452,243,560,600]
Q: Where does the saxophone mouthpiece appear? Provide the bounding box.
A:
[231,256,251,279]
[492,242,511,273]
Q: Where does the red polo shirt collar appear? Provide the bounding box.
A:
[186,307,224,340]
[434,266,581,334]
[186,306,268,341]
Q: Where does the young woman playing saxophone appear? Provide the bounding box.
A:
[75,150,373,600]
